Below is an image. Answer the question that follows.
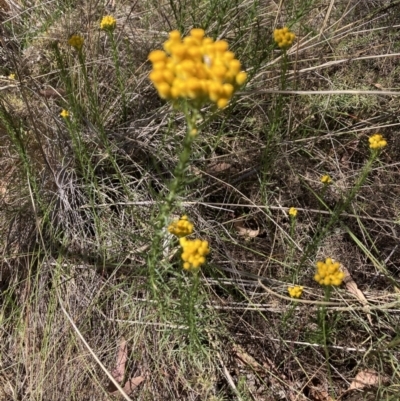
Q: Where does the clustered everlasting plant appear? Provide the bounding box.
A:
[68,34,84,50]
[320,175,332,184]
[288,285,303,298]
[289,207,298,217]
[169,216,209,271]
[369,133,387,150]
[273,27,296,48]
[180,237,210,271]
[314,258,345,286]
[60,109,69,119]
[146,29,248,290]
[100,15,116,31]
[148,28,247,109]
[168,215,194,238]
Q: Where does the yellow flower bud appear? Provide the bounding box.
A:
[229,59,241,75]
[211,65,227,79]
[214,40,229,53]
[190,28,205,40]
[149,70,164,84]
[152,61,166,70]
[217,98,228,109]
[223,51,235,61]
[148,50,167,63]
[157,82,171,99]
[163,70,175,84]
[68,34,84,50]
[100,15,116,31]
[60,109,70,119]
[169,30,181,41]
[223,83,234,98]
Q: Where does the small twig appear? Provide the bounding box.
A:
[217,352,244,401]
[252,89,400,96]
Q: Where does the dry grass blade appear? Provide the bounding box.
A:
[57,295,133,401]
[217,351,244,401]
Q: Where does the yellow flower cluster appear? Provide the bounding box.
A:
[369,134,387,150]
[321,175,332,184]
[100,15,116,31]
[60,109,70,119]
[179,237,210,271]
[68,35,84,50]
[289,207,298,217]
[273,27,296,48]
[288,285,303,298]
[168,215,194,237]
[8,73,15,80]
[148,28,247,109]
[314,258,344,286]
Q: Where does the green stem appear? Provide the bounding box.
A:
[289,217,296,278]
[301,151,379,265]
[52,43,83,119]
[77,50,103,130]
[321,286,333,396]
[147,105,198,295]
[261,49,289,196]
[77,47,132,202]
[108,31,127,122]
[188,270,200,347]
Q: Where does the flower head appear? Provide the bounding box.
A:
[273,27,296,48]
[148,28,247,109]
[314,258,344,286]
[321,175,332,184]
[289,207,298,217]
[8,73,16,80]
[369,134,387,150]
[179,237,210,271]
[60,109,70,119]
[68,34,84,50]
[168,215,194,238]
[100,15,116,31]
[288,285,303,298]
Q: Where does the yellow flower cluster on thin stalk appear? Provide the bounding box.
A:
[148,28,247,109]
[369,133,387,150]
[8,73,15,80]
[68,35,84,50]
[321,175,332,184]
[180,237,210,271]
[314,258,344,286]
[288,285,303,298]
[168,215,194,238]
[273,27,296,48]
[289,207,298,217]
[60,109,70,119]
[100,15,116,31]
